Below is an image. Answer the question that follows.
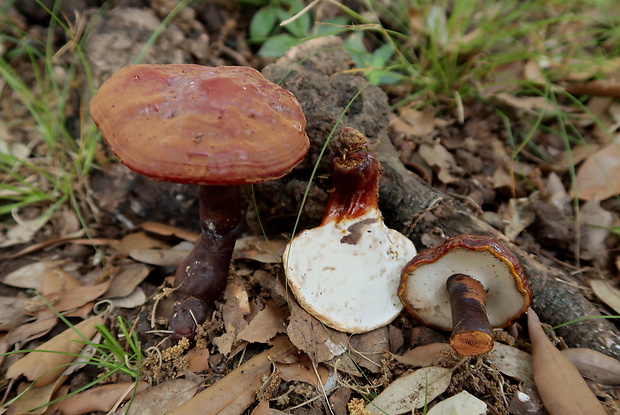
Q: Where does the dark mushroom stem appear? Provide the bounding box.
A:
[170,185,242,341]
[446,273,494,355]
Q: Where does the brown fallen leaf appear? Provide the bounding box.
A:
[236,300,287,343]
[56,382,149,415]
[232,236,287,264]
[104,263,150,299]
[349,327,390,373]
[0,296,28,330]
[527,308,606,415]
[140,221,199,241]
[366,366,454,414]
[6,375,67,415]
[185,347,210,372]
[561,348,620,385]
[168,336,296,415]
[112,379,198,415]
[391,343,449,367]
[489,342,535,390]
[590,279,620,315]
[47,280,112,313]
[6,315,104,387]
[275,353,329,388]
[575,137,620,201]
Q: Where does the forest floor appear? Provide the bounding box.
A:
[0,1,619,414]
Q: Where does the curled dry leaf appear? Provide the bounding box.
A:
[426,390,487,415]
[6,375,67,415]
[391,343,450,368]
[0,296,28,330]
[366,366,454,414]
[6,315,104,387]
[140,221,199,241]
[590,279,620,315]
[168,336,295,415]
[276,354,329,388]
[561,348,620,385]
[57,382,149,415]
[527,308,606,415]
[112,379,198,415]
[489,342,535,390]
[232,236,287,264]
[104,263,150,298]
[575,137,620,201]
[236,300,287,343]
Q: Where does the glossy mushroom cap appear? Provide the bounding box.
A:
[398,234,531,330]
[90,65,309,185]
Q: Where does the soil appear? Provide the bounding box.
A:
[1,1,619,414]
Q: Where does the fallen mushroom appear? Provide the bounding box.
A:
[398,234,531,355]
[283,128,417,333]
[91,65,309,340]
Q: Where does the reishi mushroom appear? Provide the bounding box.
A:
[283,128,417,333]
[398,234,531,355]
[90,64,309,340]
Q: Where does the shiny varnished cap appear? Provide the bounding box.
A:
[90,65,309,185]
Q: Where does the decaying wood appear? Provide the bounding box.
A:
[262,36,620,359]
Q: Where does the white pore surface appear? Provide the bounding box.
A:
[400,248,527,330]
[283,210,417,333]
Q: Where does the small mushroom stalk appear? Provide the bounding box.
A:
[399,234,532,356]
[170,185,241,340]
[283,128,417,333]
[446,273,494,355]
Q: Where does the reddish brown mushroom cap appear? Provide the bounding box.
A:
[399,234,532,331]
[90,64,309,185]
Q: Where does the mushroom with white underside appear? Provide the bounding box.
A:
[283,128,417,333]
[398,234,532,356]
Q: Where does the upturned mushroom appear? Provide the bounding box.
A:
[283,128,417,333]
[398,234,531,356]
[91,64,309,340]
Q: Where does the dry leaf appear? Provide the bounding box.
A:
[113,231,172,255]
[108,287,148,309]
[141,221,199,241]
[128,244,190,266]
[561,348,620,385]
[349,327,390,373]
[113,379,198,415]
[250,400,270,415]
[276,354,329,388]
[418,141,458,184]
[287,301,348,363]
[168,336,295,415]
[391,343,449,367]
[0,296,28,330]
[0,212,49,248]
[2,261,59,290]
[6,315,104,387]
[57,382,149,415]
[6,376,67,415]
[590,279,620,315]
[49,281,111,313]
[233,236,287,263]
[236,300,286,343]
[503,197,536,241]
[575,137,620,200]
[578,200,613,262]
[3,314,58,351]
[104,263,150,298]
[527,308,606,415]
[185,347,210,372]
[426,390,486,415]
[488,343,535,390]
[366,366,454,414]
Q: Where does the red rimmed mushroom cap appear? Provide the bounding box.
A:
[399,234,531,331]
[90,64,309,185]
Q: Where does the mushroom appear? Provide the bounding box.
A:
[398,234,531,356]
[283,128,417,333]
[90,64,309,340]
